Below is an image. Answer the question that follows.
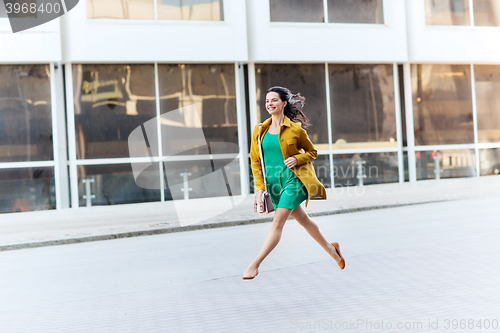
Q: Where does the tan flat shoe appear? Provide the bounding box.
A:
[331,242,345,270]
[242,269,259,279]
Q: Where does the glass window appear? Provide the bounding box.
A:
[158,0,224,21]
[416,150,476,180]
[72,64,157,159]
[329,64,397,149]
[78,163,161,206]
[333,152,399,186]
[411,64,474,145]
[425,0,470,25]
[0,65,53,163]
[328,0,384,24]
[87,0,154,19]
[255,64,329,148]
[474,65,500,143]
[473,0,500,26]
[313,154,331,188]
[158,64,238,155]
[0,167,55,213]
[270,0,324,22]
[164,158,241,200]
[479,148,500,175]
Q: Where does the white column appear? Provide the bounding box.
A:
[51,62,70,209]
[64,63,80,208]
[247,63,258,129]
[323,0,328,23]
[235,62,250,195]
[470,63,481,176]
[403,63,417,182]
[324,63,335,188]
[469,0,475,26]
[393,63,405,183]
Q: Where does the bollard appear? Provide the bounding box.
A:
[433,155,443,180]
[82,178,95,207]
[180,172,192,200]
[356,160,367,186]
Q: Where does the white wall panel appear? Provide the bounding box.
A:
[0,19,61,63]
[61,0,248,62]
[246,0,408,63]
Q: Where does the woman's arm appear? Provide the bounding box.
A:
[294,128,318,166]
[250,124,266,192]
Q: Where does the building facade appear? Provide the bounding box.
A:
[1,0,500,214]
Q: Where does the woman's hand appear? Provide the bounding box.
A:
[284,156,298,168]
[255,190,264,205]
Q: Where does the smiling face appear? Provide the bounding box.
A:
[265,91,287,116]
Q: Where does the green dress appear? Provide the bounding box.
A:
[261,132,308,210]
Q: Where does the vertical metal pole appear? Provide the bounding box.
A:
[469,0,475,26]
[82,178,95,207]
[154,62,166,201]
[324,63,335,188]
[433,155,441,180]
[64,63,80,208]
[403,63,417,182]
[49,63,62,209]
[235,62,250,195]
[180,172,192,200]
[323,0,328,23]
[470,64,481,176]
[356,160,367,186]
[393,63,405,183]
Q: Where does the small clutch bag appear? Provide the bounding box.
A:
[254,190,274,214]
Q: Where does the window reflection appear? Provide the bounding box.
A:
[270,0,324,22]
[0,167,55,213]
[425,0,470,25]
[0,65,53,162]
[416,150,476,179]
[87,0,154,19]
[72,64,156,159]
[329,64,396,149]
[475,65,500,143]
[164,158,240,200]
[78,163,161,206]
[328,0,383,24]
[411,64,474,145]
[333,152,399,186]
[255,64,329,147]
[479,148,500,176]
[313,155,331,188]
[474,0,500,26]
[158,64,238,155]
[158,0,224,21]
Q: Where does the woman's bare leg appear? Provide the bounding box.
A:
[290,204,342,263]
[242,207,293,278]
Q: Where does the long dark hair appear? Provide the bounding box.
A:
[266,86,311,129]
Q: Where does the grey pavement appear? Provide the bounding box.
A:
[0,193,499,332]
[1,175,500,250]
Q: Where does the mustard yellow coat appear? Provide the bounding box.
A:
[250,115,327,207]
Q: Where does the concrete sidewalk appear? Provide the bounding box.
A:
[1,175,500,251]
